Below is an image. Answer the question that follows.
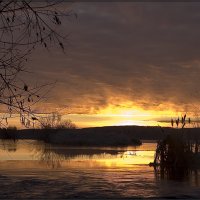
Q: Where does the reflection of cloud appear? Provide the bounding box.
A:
[23,3,200,116]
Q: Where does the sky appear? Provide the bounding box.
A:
[13,2,200,128]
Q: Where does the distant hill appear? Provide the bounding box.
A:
[0,125,200,146]
[79,125,200,140]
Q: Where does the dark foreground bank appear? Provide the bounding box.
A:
[1,125,200,146]
[0,126,143,146]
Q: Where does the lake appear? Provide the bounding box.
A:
[0,139,199,199]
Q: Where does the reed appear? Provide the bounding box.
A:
[150,114,200,179]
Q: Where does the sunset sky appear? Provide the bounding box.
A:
[13,2,200,128]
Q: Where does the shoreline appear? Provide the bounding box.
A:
[1,125,200,146]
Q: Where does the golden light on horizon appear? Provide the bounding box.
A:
[89,102,176,127]
[2,100,188,129]
[62,101,180,128]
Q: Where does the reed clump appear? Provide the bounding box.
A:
[150,114,200,178]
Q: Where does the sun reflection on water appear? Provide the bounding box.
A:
[0,140,156,169]
[0,140,199,199]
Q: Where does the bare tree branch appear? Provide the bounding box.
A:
[0,0,73,128]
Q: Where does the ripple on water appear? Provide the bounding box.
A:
[0,140,199,198]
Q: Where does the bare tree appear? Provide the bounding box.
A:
[39,112,77,129]
[0,1,74,128]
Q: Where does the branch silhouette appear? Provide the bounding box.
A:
[0,1,74,128]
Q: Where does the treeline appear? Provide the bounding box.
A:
[0,125,200,142]
[80,126,200,140]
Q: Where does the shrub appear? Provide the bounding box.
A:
[39,112,77,129]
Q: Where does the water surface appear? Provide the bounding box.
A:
[0,140,199,199]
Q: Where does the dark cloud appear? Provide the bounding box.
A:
[26,2,200,114]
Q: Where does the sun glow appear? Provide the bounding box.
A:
[91,103,175,127]
[6,101,179,129]
[98,103,152,117]
[58,100,181,128]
